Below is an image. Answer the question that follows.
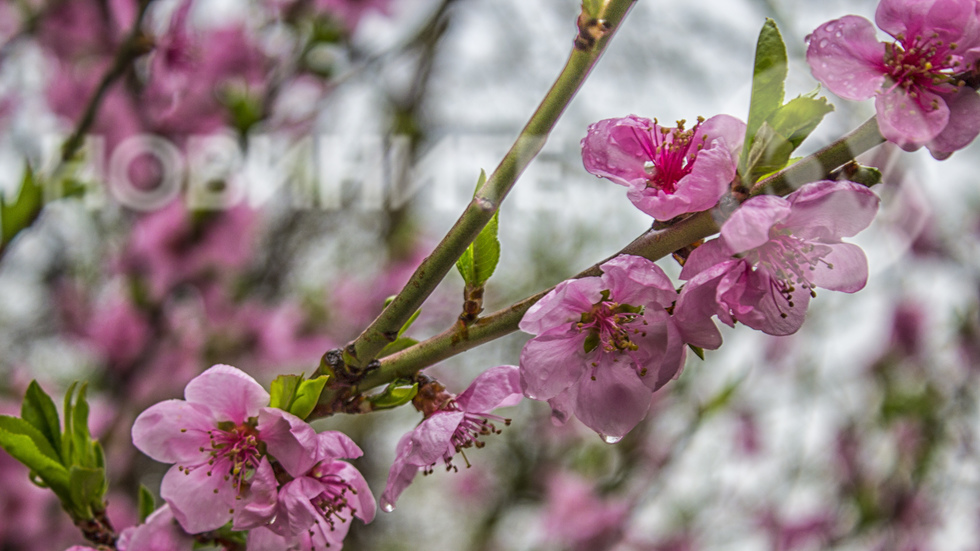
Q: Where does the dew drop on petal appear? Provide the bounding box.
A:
[600,433,623,444]
[381,500,396,513]
[819,39,829,49]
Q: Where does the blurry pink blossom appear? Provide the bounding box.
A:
[581,114,745,220]
[541,472,630,551]
[806,0,980,158]
[519,255,687,440]
[116,505,194,551]
[124,201,257,298]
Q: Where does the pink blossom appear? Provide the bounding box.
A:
[541,472,630,551]
[124,201,257,298]
[675,181,879,341]
[518,255,687,440]
[131,364,319,533]
[581,114,745,220]
[380,365,523,511]
[239,432,375,551]
[116,505,194,551]
[806,0,980,158]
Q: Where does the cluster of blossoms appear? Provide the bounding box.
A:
[515,107,881,439]
[132,365,375,550]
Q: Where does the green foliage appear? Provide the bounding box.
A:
[740,20,835,185]
[378,297,422,357]
[138,485,156,523]
[688,344,705,361]
[270,374,329,420]
[0,381,108,521]
[0,165,43,251]
[698,376,745,418]
[456,170,501,289]
[367,381,420,410]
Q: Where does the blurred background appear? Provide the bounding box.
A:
[1,0,980,549]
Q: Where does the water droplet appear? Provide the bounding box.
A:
[819,39,829,49]
[600,433,623,444]
[381,500,395,513]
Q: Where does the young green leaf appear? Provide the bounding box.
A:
[68,465,106,518]
[456,169,501,288]
[743,122,795,185]
[288,376,329,420]
[367,382,419,410]
[269,374,303,411]
[0,416,71,500]
[21,381,63,462]
[69,384,96,469]
[767,94,835,151]
[688,344,705,361]
[138,485,156,523]
[741,19,788,172]
[0,165,43,250]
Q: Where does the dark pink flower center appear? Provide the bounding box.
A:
[631,118,708,194]
[579,296,645,350]
[885,32,964,109]
[745,229,833,316]
[179,421,261,493]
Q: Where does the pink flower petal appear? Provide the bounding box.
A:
[184,364,270,424]
[257,408,318,479]
[694,114,747,163]
[381,434,418,510]
[316,461,377,523]
[875,86,950,147]
[131,400,215,464]
[581,115,658,188]
[232,458,279,531]
[783,180,880,241]
[737,269,810,336]
[927,88,980,159]
[519,278,604,336]
[574,359,652,439]
[806,16,886,101]
[161,460,237,533]
[455,365,523,413]
[406,411,465,466]
[519,328,588,401]
[807,242,869,293]
[599,254,677,308]
[316,430,364,460]
[721,195,791,253]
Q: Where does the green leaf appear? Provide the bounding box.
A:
[68,465,106,518]
[21,381,63,463]
[288,376,328,420]
[367,382,419,410]
[379,337,420,358]
[472,207,500,287]
[740,18,788,178]
[0,416,71,500]
[399,309,421,338]
[583,332,601,354]
[767,93,835,151]
[138,485,156,524]
[1,165,44,250]
[843,164,883,187]
[61,382,76,467]
[688,344,705,361]
[456,170,501,288]
[269,375,302,411]
[743,122,795,185]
